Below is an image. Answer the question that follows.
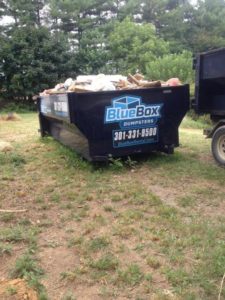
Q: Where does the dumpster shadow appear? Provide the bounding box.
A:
[92,151,179,171]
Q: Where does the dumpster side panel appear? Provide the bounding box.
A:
[68,85,189,160]
[39,94,91,160]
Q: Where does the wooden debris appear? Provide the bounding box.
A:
[139,80,161,88]
[128,73,141,86]
[0,209,27,213]
[134,73,145,81]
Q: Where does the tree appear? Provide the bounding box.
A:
[108,17,169,74]
[188,0,225,52]
[0,26,71,101]
[3,0,46,26]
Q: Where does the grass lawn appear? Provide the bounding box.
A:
[0,113,225,300]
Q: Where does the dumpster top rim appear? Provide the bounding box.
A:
[39,84,189,98]
[197,47,225,57]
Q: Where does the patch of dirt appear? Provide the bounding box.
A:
[0,141,13,152]
[38,236,80,299]
[0,278,37,300]
[0,113,22,122]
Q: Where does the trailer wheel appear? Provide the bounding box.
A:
[212,126,225,167]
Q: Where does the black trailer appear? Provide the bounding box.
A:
[193,47,225,166]
[38,85,189,161]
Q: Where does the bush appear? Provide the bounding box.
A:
[146,50,194,83]
[1,102,36,113]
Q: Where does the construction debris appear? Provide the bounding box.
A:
[40,73,182,95]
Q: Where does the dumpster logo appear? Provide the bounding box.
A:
[104,95,162,124]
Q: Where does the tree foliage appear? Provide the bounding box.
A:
[109,17,169,74]
[0,26,71,100]
[146,50,194,82]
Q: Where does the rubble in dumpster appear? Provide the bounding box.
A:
[40,73,181,96]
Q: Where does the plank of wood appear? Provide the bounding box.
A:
[0,209,27,213]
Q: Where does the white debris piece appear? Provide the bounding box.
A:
[76,74,126,85]
[89,74,116,91]
[64,78,74,88]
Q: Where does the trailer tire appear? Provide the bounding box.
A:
[211,126,225,167]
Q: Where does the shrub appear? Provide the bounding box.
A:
[146,50,194,83]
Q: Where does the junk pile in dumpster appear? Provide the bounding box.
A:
[40,74,181,96]
[38,72,189,161]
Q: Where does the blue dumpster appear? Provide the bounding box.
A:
[38,85,189,161]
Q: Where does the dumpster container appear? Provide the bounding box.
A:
[193,47,225,166]
[38,85,189,161]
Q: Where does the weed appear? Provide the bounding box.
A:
[61,291,77,300]
[164,267,192,288]
[146,257,161,269]
[156,205,178,221]
[90,253,119,271]
[113,224,136,239]
[134,243,145,253]
[61,267,88,282]
[111,194,123,202]
[10,254,43,278]
[61,202,74,210]
[0,152,26,167]
[53,142,90,171]
[108,155,124,170]
[124,156,137,168]
[0,242,12,255]
[103,205,114,212]
[0,226,39,247]
[11,154,26,167]
[6,286,17,296]
[40,204,50,210]
[50,193,61,203]
[35,196,44,204]
[177,195,196,208]
[88,237,109,252]
[116,264,144,286]
[61,271,77,281]
[37,219,53,228]
[120,209,143,224]
[1,212,14,223]
[67,237,84,248]
[18,218,32,226]
[10,253,47,297]
[145,273,153,282]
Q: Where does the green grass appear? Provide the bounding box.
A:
[10,253,47,298]
[88,236,110,252]
[0,113,225,299]
[90,253,119,271]
[0,212,14,223]
[116,264,144,286]
[0,242,12,256]
[181,115,210,129]
[0,226,39,244]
